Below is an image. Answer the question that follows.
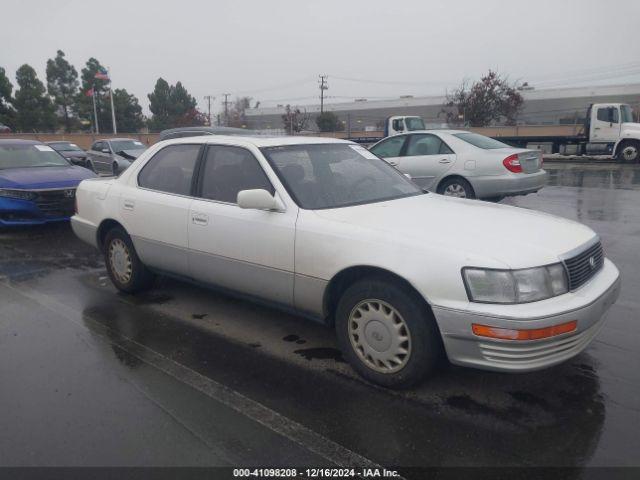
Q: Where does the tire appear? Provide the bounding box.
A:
[103,226,155,293]
[616,140,640,163]
[335,277,443,388]
[437,177,475,199]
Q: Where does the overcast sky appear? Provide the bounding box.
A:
[2,0,640,115]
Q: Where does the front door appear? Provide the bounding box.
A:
[120,143,201,276]
[592,105,621,143]
[394,133,456,190]
[188,145,297,306]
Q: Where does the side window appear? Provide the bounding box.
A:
[597,107,619,123]
[92,142,102,152]
[370,136,406,158]
[200,146,274,203]
[405,134,453,156]
[138,144,200,195]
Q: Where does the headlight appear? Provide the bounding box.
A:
[0,189,37,201]
[463,263,568,304]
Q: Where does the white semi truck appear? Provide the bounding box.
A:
[377,104,640,162]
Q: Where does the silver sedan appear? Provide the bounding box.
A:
[369,130,548,200]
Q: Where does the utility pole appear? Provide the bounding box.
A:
[204,95,215,126]
[222,93,231,126]
[319,75,328,114]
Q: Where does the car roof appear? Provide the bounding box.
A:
[97,138,143,142]
[161,135,353,148]
[0,139,43,145]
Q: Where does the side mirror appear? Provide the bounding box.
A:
[237,189,281,211]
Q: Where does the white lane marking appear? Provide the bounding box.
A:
[4,281,395,474]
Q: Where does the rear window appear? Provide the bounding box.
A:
[453,133,510,149]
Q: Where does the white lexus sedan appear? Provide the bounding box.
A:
[369,130,548,200]
[71,135,620,388]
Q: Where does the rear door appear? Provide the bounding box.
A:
[394,133,456,189]
[120,143,202,276]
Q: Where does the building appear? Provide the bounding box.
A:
[244,83,640,132]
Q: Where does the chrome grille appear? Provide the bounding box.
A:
[563,241,604,290]
[34,189,75,218]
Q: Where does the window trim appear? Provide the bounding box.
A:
[403,133,455,157]
[370,135,408,158]
[193,144,276,206]
[135,143,205,198]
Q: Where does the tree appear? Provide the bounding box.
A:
[315,111,343,132]
[113,88,145,132]
[0,66,15,129]
[13,64,56,132]
[227,96,252,128]
[282,105,309,134]
[46,50,79,132]
[75,57,112,132]
[147,78,203,131]
[444,70,524,127]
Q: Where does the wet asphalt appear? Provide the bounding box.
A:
[0,162,639,473]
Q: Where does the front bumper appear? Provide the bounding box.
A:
[0,196,73,226]
[432,258,621,372]
[470,169,548,199]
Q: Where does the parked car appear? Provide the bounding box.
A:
[87,138,147,175]
[369,130,548,200]
[72,136,620,388]
[0,139,96,226]
[47,141,91,169]
[0,123,11,133]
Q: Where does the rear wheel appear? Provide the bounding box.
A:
[335,277,442,388]
[437,177,475,199]
[616,140,640,163]
[104,227,154,293]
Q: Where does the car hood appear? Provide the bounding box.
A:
[313,194,596,269]
[0,166,97,190]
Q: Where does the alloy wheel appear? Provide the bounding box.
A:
[348,299,412,373]
[443,183,467,197]
[622,145,639,162]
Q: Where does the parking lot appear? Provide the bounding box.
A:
[1,161,639,473]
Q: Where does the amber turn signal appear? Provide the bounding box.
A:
[472,320,578,341]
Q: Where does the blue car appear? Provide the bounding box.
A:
[0,139,97,227]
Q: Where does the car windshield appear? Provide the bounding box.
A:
[110,140,146,152]
[453,132,510,149]
[261,143,423,210]
[0,144,70,169]
[405,117,426,131]
[50,142,82,152]
[620,105,634,123]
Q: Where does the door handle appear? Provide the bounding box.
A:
[439,158,452,164]
[123,199,135,211]
[191,213,209,226]
[594,127,601,130]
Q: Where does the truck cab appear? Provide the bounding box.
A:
[384,116,426,136]
[586,103,640,161]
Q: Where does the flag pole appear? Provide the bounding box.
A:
[92,85,99,134]
[108,68,117,134]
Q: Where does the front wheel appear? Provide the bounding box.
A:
[104,227,155,293]
[335,277,443,388]
[616,140,640,163]
[437,177,475,199]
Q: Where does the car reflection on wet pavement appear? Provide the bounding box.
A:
[0,162,638,473]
